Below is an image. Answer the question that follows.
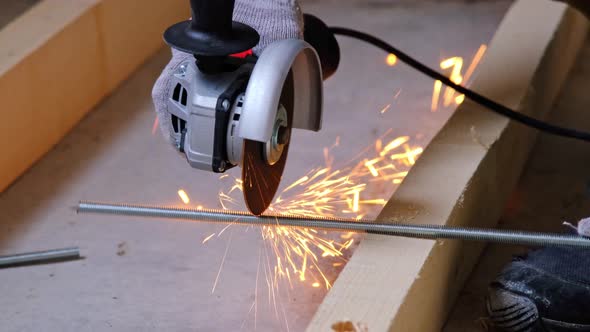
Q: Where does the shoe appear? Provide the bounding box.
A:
[487,246,590,332]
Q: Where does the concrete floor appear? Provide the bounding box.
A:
[444,33,590,331]
[0,1,510,331]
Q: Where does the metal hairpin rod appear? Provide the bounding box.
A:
[77,201,590,248]
[0,247,81,269]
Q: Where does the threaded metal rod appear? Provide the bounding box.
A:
[77,201,590,248]
[0,247,81,269]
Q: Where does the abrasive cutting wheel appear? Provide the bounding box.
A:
[242,74,294,215]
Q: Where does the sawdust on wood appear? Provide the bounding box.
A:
[470,126,491,150]
[331,321,368,332]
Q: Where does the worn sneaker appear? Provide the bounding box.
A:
[487,246,590,331]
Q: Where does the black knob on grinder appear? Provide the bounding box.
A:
[303,14,340,80]
[164,0,260,56]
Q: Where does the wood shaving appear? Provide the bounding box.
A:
[332,321,368,332]
[470,126,490,150]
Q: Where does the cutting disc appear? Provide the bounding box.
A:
[242,73,294,215]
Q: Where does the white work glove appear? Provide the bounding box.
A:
[578,218,590,237]
[152,0,303,141]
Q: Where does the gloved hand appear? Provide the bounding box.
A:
[152,0,303,142]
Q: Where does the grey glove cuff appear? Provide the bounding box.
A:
[151,48,191,140]
[234,0,304,54]
[579,218,590,237]
[152,0,303,141]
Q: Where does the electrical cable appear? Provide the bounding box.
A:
[330,26,590,143]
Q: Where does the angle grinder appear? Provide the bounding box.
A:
[161,0,339,215]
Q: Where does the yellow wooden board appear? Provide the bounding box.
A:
[0,0,189,192]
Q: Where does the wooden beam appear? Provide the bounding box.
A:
[0,0,189,192]
[307,1,589,331]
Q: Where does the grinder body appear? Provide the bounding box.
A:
[161,0,332,214]
[165,42,323,174]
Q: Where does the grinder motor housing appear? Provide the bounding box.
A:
[165,40,323,173]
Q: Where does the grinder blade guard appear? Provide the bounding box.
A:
[162,0,324,215]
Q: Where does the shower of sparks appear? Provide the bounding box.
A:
[172,134,423,331]
[431,44,487,112]
[223,45,482,293]
[166,44,486,328]
[211,130,423,292]
[173,132,422,296]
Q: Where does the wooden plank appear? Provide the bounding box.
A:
[0,0,189,192]
[97,0,190,90]
[0,0,103,193]
[307,1,589,331]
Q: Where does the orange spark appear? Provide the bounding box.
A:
[431,80,442,112]
[352,191,360,213]
[440,57,463,107]
[431,45,487,111]
[202,233,216,244]
[390,146,423,165]
[386,53,397,66]
[364,159,380,177]
[375,139,383,152]
[403,144,419,165]
[359,199,387,205]
[463,44,487,82]
[380,136,410,156]
[283,176,310,193]
[178,189,190,204]
[212,229,234,293]
[151,117,159,135]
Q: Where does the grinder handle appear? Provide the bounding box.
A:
[189,0,235,36]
